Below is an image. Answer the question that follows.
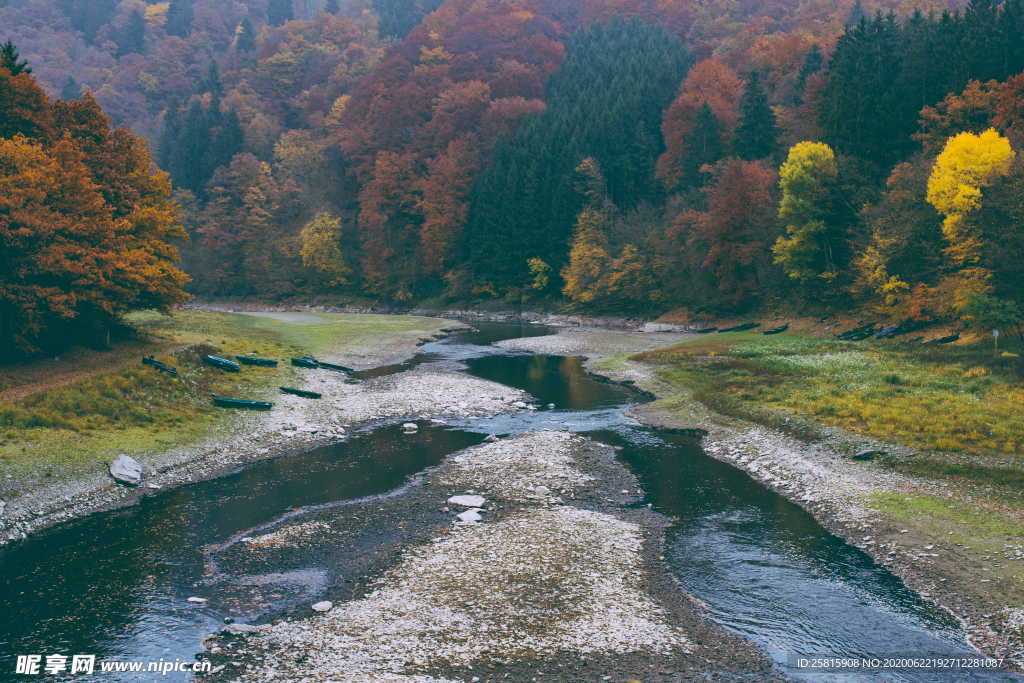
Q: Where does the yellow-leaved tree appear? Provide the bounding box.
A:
[926,128,1015,313]
[561,206,611,304]
[772,141,841,295]
[299,212,352,286]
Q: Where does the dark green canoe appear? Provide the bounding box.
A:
[291,357,319,369]
[141,356,178,377]
[204,355,241,372]
[212,396,273,410]
[280,386,322,399]
[316,361,354,373]
[718,322,760,333]
[236,355,279,367]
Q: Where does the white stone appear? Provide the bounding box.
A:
[187,596,208,604]
[456,508,483,523]
[512,401,528,409]
[312,601,333,613]
[448,494,485,508]
[109,454,144,486]
[402,422,418,432]
[483,434,499,442]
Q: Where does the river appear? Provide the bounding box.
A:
[0,323,1005,680]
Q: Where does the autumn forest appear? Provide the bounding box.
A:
[3,0,1024,357]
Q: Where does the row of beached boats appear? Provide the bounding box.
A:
[688,322,790,335]
[140,352,355,411]
[688,319,959,345]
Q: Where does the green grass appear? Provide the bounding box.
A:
[0,310,448,488]
[868,491,1024,612]
[633,331,1024,486]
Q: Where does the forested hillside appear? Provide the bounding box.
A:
[3,0,1024,350]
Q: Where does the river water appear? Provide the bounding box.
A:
[0,323,1009,680]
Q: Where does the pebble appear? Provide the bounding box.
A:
[311,601,333,612]
[187,596,208,604]
[448,494,486,507]
[402,423,418,432]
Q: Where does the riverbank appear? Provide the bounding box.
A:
[498,327,1024,669]
[0,310,524,544]
[204,431,773,680]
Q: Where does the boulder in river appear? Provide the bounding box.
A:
[109,454,144,486]
[483,434,499,442]
[456,508,483,523]
[852,450,887,462]
[448,494,485,507]
[187,596,208,604]
[402,422,419,433]
[311,601,333,613]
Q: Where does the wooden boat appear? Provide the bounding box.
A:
[141,356,178,377]
[762,323,789,335]
[718,322,760,333]
[280,386,322,399]
[204,355,241,372]
[291,356,320,369]
[874,325,899,339]
[837,323,875,340]
[212,396,273,410]
[236,355,279,367]
[924,333,960,345]
[316,361,354,373]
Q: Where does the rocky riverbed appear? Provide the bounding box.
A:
[200,431,773,681]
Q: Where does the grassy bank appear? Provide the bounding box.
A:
[632,331,1024,487]
[0,310,448,492]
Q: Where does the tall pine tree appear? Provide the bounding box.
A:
[234,18,257,52]
[682,102,724,187]
[165,0,194,37]
[0,41,31,75]
[734,71,778,160]
[267,0,294,26]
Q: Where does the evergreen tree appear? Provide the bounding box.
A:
[681,102,724,186]
[165,0,194,37]
[794,44,823,103]
[374,0,444,38]
[60,76,81,100]
[203,60,222,97]
[267,0,294,26]
[58,0,118,44]
[462,19,690,292]
[0,41,31,75]
[115,10,147,57]
[234,18,257,52]
[735,71,778,160]
[846,0,866,27]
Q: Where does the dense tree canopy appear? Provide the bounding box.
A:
[2,0,1023,328]
[0,60,187,357]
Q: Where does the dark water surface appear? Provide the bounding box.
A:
[0,322,1008,680]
